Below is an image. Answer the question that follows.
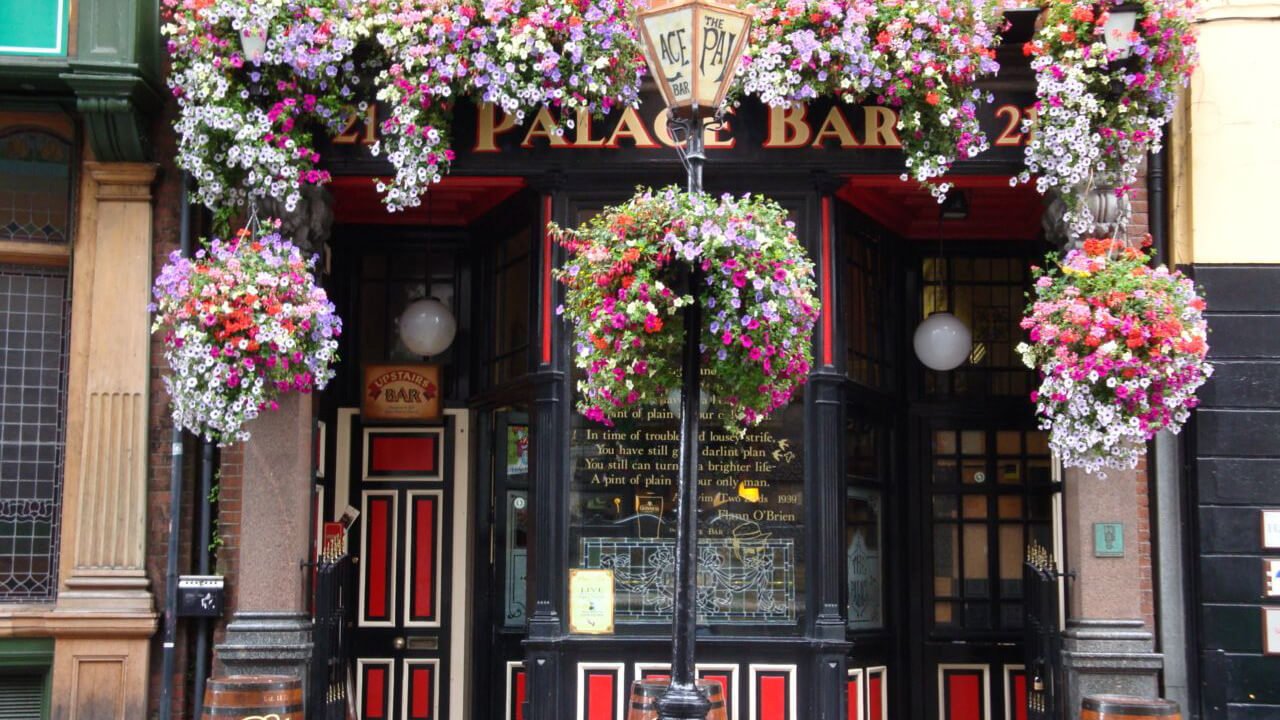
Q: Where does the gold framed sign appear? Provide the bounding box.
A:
[362,364,441,422]
[568,568,615,635]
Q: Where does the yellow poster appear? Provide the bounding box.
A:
[568,569,615,635]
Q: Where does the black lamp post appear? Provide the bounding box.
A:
[634,3,752,719]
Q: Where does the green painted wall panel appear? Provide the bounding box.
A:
[0,0,70,57]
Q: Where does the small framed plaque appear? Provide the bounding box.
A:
[1264,607,1280,656]
[1263,510,1280,550]
[1094,522,1124,558]
[569,568,615,635]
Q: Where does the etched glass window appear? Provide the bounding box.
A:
[0,265,70,600]
[846,418,887,630]
[569,395,805,632]
[0,130,72,244]
[846,487,882,630]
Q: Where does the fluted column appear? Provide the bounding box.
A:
[50,161,159,719]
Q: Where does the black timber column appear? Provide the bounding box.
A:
[525,174,569,720]
[805,174,851,719]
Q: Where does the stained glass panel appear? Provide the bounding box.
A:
[0,130,71,244]
[0,265,69,600]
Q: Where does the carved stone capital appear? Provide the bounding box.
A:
[1042,186,1133,249]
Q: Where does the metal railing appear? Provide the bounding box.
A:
[311,549,354,719]
[1024,540,1064,720]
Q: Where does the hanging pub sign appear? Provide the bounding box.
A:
[362,364,441,423]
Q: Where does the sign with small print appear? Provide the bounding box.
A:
[1094,522,1124,558]
[1264,510,1280,549]
[1265,559,1280,598]
[568,568,615,635]
[1265,607,1280,655]
[362,364,441,422]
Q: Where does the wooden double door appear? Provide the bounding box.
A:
[346,410,471,720]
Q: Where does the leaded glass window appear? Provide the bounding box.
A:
[0,265,70,600]
[921,256,1035,397]
[928,428,1054,633]
[0,130,72,244]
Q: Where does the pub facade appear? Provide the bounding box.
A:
[271,12,1159,719]
[0,2,1276,719]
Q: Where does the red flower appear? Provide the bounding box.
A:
[925,92,940,105]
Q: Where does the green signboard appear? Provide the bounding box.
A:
[0,0,70,57]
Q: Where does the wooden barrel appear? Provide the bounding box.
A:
[1081,695,1180,720]
[627,678,728,720]
[202,675,303,720]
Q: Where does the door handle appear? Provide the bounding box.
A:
[393,637,406,650]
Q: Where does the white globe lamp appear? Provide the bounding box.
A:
[913,311,972,371]
[398,297,457,357]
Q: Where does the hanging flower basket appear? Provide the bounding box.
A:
[162,0,371,214]
[737,0,1004,200]
[150,221,343,445]
[552,188,821,434]
[1017,238,1212,476]
[1017,0,1198,239]
[162,0,644,214]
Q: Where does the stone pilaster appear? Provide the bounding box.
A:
[1060,466,1161,714]
[215,393,314,679]
[49,162,159,719]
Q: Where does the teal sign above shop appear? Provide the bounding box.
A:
[0,0,70,56]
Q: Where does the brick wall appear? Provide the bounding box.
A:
[145,95,192,718]
[1126,177,1156,632]
[143,92,250,717]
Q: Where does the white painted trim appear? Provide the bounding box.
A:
[866,665,888,720]
[362,426,445,482]
[1002,664,1025,720]
[847,668,865,720]
[1052,451,1067,631]
[504,661,525,720]
[402,488,445,629]
[334,408,358,520]
[358,489,399,628]
[935,663,990,720]
[576,662,625,720]
[402,658,441,720]
[633,661,669,679]
[631,662,739,720]
[356,657,396,720]
[313,484,325,559]
[697,663,740,720]
[0,0,66,55]
[446,409,472,720]
[316,419,327,478]
[748,664,796,720]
